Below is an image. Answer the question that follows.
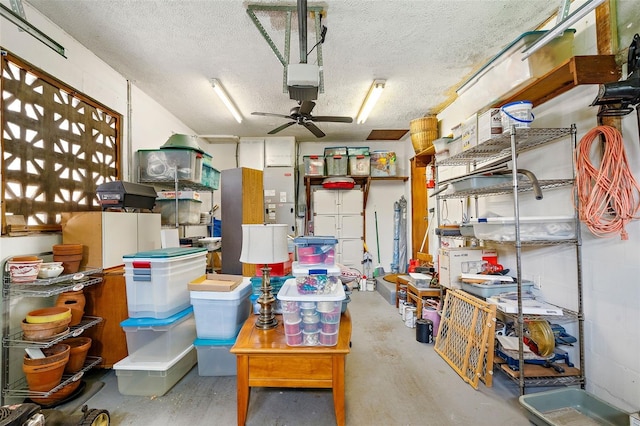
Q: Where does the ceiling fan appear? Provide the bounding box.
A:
[251,101,353,138]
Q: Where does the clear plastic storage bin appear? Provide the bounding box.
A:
[303,155,325,176]
[325,155,348,176]
[138,149,204,183]
[120,306,196,363]
[349,154,370,175]
[293,236,338,267]
[193,336,238,376]
[370,151,397,177]
[114,345,197,396]
[124,247,207,319]
[189,279,252,339]
[156,198,202,225]
[472,216,576,241]
[277,278,346,346]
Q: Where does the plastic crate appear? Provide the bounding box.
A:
[347,147,369,156]
[472,216,576,241]
[194,336,238,376]
[325,155,348,176]
[156,198,202,225]
[114,345,197,396]
[370,151,397,177]
[324,146,347,156]
[189,280,252,339]
[461,280,534,298]
[277,278,345,346]
[293,236,337,267]
[138,149,203,183]
[123,247,207,319]
[303,155,324,176]
[250,275,293,296]
[348,154,370,176]
[120,306,196,363]
[457,30,575,109]
[201,165,220,189]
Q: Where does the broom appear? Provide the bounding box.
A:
[373,210,385,277]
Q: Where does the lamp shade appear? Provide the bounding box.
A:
[239,224,289,264]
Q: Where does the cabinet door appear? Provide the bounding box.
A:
[339,214,363,238]
[313,189,339,215]
[340,190,363,214]
[314,214,338,237]
[338,238,364,269]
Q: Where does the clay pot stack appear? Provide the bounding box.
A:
[22,343,70,392]
[52,244,84,274]
[21,307,72,341]
[55,290,86,326]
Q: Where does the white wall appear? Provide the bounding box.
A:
[435,7,640,413]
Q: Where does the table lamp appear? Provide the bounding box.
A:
[239,224,289,329]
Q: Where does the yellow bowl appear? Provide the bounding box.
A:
[25,307,72,324]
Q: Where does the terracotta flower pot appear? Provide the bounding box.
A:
[23,343,70,367]
[21,317,71,341]
[23,348,70,392]
[55,291,86,326]
[52,254,83,274]
[52,244,83,255]
[63,337,92,374]
[26,307,71,324]
[30,378,81,406]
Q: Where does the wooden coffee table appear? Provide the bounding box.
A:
[230,310,352,426]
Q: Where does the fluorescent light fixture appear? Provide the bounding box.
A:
[211,78,243,123]
[0,3,66,57]
[356,80,386,124]
[521,0,606,59]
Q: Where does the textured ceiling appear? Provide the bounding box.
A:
[23,0,560,142]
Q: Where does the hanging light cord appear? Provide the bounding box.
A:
[574,125,640,240]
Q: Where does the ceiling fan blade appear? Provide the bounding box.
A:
[311,116,354,123]
[268,121,296,134]
[252,112,291,119]
[303,122,326,138]
[298,101,315,115]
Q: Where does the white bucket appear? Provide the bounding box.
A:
[500,101,534,133]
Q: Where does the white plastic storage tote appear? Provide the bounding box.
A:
[113,345,197,396]
[123,247,207,319]
[120,306,196,363]
[193,336,238,376]
[189,279,252,340]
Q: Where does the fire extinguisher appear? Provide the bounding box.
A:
[426,161,435,189]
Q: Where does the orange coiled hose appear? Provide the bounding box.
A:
[574,125,640,240]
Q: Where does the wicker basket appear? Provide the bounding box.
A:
[410,116,438,153]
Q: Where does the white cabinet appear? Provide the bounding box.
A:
[313,189,364,269]
[61,211,161,269]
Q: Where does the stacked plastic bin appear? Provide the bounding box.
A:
[113,247,207,396]
[277,236,346,347]
[189,276,252,376]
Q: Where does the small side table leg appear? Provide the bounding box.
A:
[332,355,346,426]
[236,355,250,426]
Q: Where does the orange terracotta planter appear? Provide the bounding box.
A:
[23,344,70,367]
[63,337,92,374]
[21,317,71,341]
[23,346,70,392]
[55,291,86,326]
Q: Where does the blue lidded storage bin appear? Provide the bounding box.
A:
[193,335,239,376]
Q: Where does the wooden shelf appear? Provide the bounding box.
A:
[413,55,620,167]
[491,55,620,109]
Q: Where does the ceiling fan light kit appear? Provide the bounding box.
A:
[211,78,243,123]
[356,80,386,124]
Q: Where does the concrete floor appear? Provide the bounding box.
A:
[68,290,531,425]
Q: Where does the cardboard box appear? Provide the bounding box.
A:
[188,274,243,292]
[438,247,484,289]
[477,108,502,143]
[461,114,478,151]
